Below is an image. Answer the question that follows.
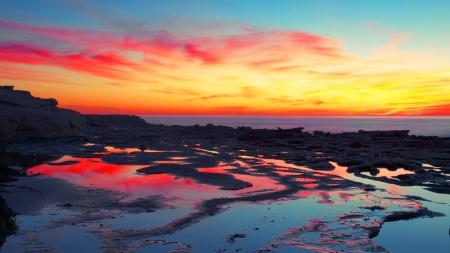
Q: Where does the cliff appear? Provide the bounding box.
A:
[0,86,86,142]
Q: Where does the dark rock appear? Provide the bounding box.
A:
[349,141,364,148]
[369,167,380,176]
[348,163,372,172]
[393,174,411,180]
[0,196,16,247]
[84,114,148,127]
[0,163,21,182]
[360,205,387,211]
[383,207,444,222]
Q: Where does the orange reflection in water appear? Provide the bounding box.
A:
[361,168,415,179]
[28,156,224,199]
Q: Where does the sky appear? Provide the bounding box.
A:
[1,0,450,116]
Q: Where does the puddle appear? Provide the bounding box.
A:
[1,208,101,253]
[106,209,193,230]
[28,156,224,199]
[4,146,449,253]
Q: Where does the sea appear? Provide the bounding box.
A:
[140,116,450,137]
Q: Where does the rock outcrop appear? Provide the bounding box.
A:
[84,114,149,128]
[0,86,86,142]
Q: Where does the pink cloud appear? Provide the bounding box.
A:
[0,18,346,82]
[183,43,220,64]
[0,42,138,80]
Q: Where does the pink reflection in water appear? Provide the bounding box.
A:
[302,183,319,189]
[196,165,285,195]
[232,173,284,194]
[28,156,226,199]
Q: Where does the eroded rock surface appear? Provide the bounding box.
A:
[0,86,86,142]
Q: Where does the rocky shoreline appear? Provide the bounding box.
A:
[1,87,449,252]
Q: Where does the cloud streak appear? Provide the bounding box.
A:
[1,18,450,115]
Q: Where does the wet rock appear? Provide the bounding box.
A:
[383,207,444,222]
[307,161,335,171]
[424,187,450,194]
[0,162,22,182]
[348,163,372,172]
[369,167,380,176]
[348,141,364,148]
[226,232,246,243]
[386,163,398,171]
[0,195,16,247]
[137,164,253,190]
[335,158,364,167]
[393,174,411,180]
[359,205,387,211]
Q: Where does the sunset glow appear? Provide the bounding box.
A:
[1,1,450,115]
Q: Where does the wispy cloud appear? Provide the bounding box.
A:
[1,17,450,115]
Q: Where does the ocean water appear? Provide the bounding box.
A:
[140,116,450,137]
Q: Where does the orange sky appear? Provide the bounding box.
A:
[1,1,450,115]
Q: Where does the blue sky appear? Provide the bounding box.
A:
[2,0,449,56]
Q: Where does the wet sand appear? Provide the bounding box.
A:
[1,120,449,252]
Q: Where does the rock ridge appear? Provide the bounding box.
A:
[0,86,86,142]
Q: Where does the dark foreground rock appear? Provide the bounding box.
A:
[0,195,16,248]
[0,161,19,248]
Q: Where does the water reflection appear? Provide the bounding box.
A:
[29,156,223,199]
[9,145,449,253]
[28,155,284,200]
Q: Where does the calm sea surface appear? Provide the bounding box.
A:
[140,116,450,137]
